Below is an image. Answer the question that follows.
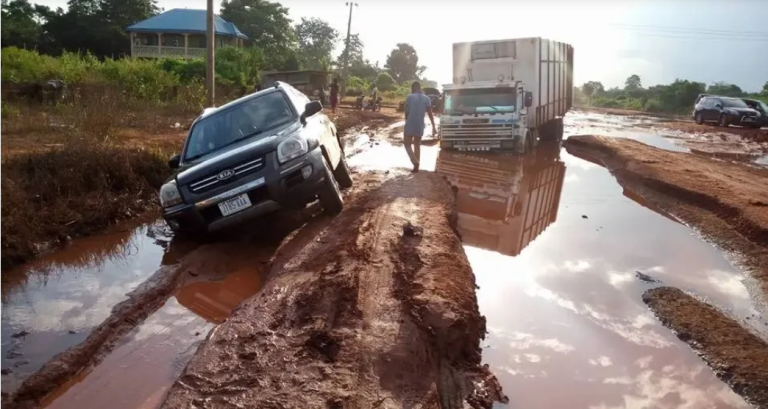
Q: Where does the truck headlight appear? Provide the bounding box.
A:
[277,137,308,163]
[159,181,183,208]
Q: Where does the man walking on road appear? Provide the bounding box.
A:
[403,81,437,172]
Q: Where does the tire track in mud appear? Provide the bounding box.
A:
[4,122,402,409]
[161,171,507,408]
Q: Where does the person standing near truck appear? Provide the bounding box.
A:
[403,81,437,172]
[329,78,340,113]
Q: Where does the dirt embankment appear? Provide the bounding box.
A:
[161,170,507,409]
[643,287,768,408]
[564,135,768,296]
[0,107,400,270]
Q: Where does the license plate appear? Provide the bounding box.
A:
[218,193,252,217]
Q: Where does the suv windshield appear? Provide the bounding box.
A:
[722,98,749,108]
[444,87,517,115]
[183,91,295,162]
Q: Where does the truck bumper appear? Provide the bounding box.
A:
[441,137,520,152]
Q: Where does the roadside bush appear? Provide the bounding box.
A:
[1,141,172,268]
[345,76,369,96]
[375,72,396,91]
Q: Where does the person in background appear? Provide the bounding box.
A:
[403,81,437,172]
[330,78,340,113]
[370,85,379,106]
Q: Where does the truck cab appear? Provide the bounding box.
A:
[439,38,573,153]
[440,79,533,152]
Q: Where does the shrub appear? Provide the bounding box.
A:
[375,72,396,91]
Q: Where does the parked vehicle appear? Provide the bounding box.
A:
[440,38,574,152]
[424,87,443,114]
[693,96,761,128]
[742,98,768,128]
[356,95,382,111]
[159,81,353,234]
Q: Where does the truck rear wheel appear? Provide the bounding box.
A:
[539,118,564,142]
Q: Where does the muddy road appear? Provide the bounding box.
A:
[3,111,768,408]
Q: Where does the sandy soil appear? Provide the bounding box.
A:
[564,135,768,297]
[643,287,768,408]
[161,170,506,409]
[660,121,768,143]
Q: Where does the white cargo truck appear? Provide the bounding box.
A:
[439,38,574,152]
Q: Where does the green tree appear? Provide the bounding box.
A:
[581,81,604,104]
[295,17,338,71]
[374,72,395,91]
[2,0,44,48]
[98,0,159,57]
[763,81,768,95]
[624,74,642,90]
[707,81,743,97]
[220,0,296,70]
[385,43,425,82]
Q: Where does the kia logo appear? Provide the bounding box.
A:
[217,169,235,181]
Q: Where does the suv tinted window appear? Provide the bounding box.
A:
[183,91,295,161]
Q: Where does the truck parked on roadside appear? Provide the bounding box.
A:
[439,38,574,152]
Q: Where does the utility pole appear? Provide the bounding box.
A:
[206,0,215,107]
[342,2,358,78]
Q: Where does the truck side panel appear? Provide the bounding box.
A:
[532,39,573,129]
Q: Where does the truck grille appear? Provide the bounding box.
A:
[189,157,265,193]
[441,123,515,139]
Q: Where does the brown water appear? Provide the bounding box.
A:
[0,219,183,392]
[433,114,765,408]
[41,269,262,409]
[5,112,763,408]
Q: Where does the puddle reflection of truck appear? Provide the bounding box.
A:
[440,38,574,152]
[436,143,566,256]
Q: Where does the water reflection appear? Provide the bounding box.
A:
[436,142,565,256]
[437,140,756,408]
[1,220,176,393]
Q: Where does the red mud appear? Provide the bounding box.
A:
[161,170,506,408]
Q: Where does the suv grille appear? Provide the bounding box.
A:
[189,157,265,193]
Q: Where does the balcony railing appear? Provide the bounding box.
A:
[133,45,207,59]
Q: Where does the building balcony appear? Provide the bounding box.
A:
[133,45,208,59]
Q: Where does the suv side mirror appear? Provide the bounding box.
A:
[715,103,723,109]
[303,100,323,118]
[524,91,533,108]
[168,154,180,169]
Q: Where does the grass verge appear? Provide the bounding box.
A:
[1,140,172,269]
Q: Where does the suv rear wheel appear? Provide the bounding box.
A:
[318,155,344,215]
[719,114,730,127]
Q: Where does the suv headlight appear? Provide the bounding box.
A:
[277,137,308,163]
[159,180,183,208]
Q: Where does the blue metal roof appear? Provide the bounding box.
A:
[127,9,248,39]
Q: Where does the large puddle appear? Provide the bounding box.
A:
[434,117,764,407]
[1,220,179,392]
[4,112,763,407]
[41,269,262,408]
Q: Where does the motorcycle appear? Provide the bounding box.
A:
[356,95,382,112]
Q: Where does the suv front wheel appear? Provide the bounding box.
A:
[318,155,344,215]
[719,114,730,127]
[695,112,704,125]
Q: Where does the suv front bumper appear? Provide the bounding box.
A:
[162,148,327,233]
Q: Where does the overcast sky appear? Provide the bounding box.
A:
[32,0,768,92]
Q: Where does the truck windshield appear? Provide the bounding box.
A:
[444,88,516,115]
[183,91,295,162]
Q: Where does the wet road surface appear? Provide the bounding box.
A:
[3,112,764,408]
[1,220,176,392]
